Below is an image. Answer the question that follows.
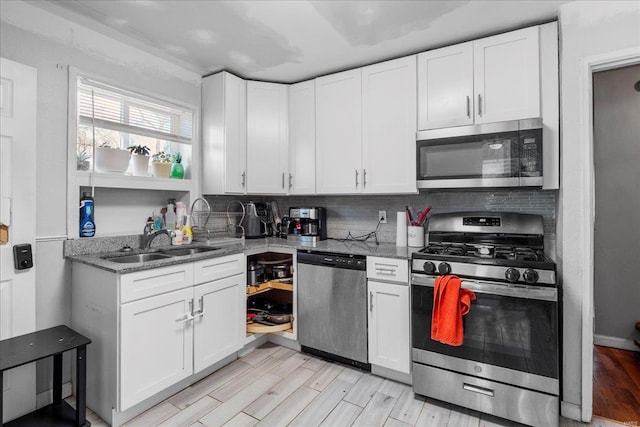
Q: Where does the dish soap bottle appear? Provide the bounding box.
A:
[79,192,95,237]
[165,202,177,230]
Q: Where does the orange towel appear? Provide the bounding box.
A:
[431,275,476,346]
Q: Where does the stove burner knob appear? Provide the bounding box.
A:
[523,269,539,284]
[505,268,520,282]
[438,262,451,275]
[422,261,436,274]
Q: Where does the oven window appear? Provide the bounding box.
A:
[417,131,519,180]
[412,285,558,379]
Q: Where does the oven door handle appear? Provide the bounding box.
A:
[411,274,557,302]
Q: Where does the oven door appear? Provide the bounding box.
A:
[411,274,559,395]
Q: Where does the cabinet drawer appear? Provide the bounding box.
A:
[194,253,245,284]
[366,256,408,283]
[120,264,194,303]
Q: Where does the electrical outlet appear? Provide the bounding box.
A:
[378,210,387,224]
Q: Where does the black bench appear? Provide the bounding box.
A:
[1,325,91,426]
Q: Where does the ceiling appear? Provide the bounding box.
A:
[32,0,571,83]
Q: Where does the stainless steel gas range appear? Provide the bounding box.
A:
[411,211,560,427]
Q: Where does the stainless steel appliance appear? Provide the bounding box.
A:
[297,251,369,370]
[241,202,271,239]
[411,211,559,427]
[416,118,543,189]
[284,207,327,243]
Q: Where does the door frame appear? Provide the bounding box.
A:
[577,46,640,422]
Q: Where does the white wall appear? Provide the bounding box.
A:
[558,0,640,420]
[0,0,201,394]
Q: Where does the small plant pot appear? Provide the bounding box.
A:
[171,162,184,179]
[131,154,149,176]
[151,161,171,178]
[94,147,130,173]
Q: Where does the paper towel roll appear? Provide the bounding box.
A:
[396,212,407,246]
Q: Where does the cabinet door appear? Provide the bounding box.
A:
[417,42,473,130]
[288,80,316,194]
[120,287,193,410]
[202,72,247,194]
[193,274,245,373]
[474,26,540,124]
[247,81,288,194]
[368,280,410,374]
[315,69,362,194]
[362,56,417,194]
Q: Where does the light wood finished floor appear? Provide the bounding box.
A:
[593,345,640,424]
[68,343,631,427]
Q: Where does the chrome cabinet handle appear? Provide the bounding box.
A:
[241,171,246,188]
[369,291,373,312]
[375,268,397,275]
[289,173,293,190]
[463,383,494,397]
[466,96,471,118]
[477,94,482,116]
[363,169,367,188]
[193,297,205,319]
[355,169,359,188]
[282,172,285,189]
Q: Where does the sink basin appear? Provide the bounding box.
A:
[159,247,221,257]
[103,253,172,263]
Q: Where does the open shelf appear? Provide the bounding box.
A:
[246,322,292,334]
[247,280,293,296]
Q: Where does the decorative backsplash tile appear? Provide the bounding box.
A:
[205,189,557,244]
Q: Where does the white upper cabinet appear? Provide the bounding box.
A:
[202,72,247,194]
[474,26,540,124]
[418,26,541,130]
[288,80,316,195]
[418,42,474,130]
[362,56,417,194]
[246,81,289,194]
[315,69,363,194]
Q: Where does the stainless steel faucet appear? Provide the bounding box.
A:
[142,229,172,249]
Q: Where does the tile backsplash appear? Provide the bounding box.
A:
[205,188,557,244]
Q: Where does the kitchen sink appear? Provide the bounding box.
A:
[102,253,173,263]
[159,247,221,257]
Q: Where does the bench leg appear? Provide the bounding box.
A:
[75,345,87,427]
[53,353,62,405]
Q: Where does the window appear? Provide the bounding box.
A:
[76,77,194,177]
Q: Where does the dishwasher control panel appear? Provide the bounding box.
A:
[298,251,366,271]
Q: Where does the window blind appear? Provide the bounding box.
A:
[78,78,193,145]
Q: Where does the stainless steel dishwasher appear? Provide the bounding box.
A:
[297,250,369,370]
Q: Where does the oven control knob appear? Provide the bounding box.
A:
[422,261,436,274]
[438,262,451,275]
[505,268,520,282]
[523,269,539,284]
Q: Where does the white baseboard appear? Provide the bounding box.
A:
[561,401,582,421]
[36,382,72,409]
[593,334,637,351]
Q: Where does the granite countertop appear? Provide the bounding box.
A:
[67,237,420,274]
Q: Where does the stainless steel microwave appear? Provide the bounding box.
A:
[416,118,543,189]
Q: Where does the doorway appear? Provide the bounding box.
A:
[592,64,640,423]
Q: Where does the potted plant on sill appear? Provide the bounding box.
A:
[171,152,185,179]
[94,142,130,174]
[77,148,91,171]
[151,151,172,178]
[128,145,150,176]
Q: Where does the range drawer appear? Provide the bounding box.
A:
[412,363,558,427]
[194,253,244,284]
[366,256,408,283]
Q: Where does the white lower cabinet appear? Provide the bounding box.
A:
[366,256,410,375]
[71,253,245,426]
[120,287,194,410]
[193,274,245,373]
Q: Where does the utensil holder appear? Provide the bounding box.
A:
[408,226,425,247]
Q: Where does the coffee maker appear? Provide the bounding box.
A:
[282,207,327,243]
